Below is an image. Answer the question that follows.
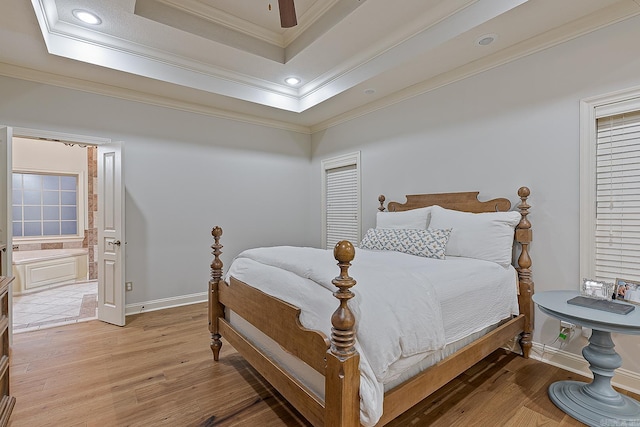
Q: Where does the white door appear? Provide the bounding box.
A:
[0,127,12,277]
[0,127,12,341]
[97,142,125,326]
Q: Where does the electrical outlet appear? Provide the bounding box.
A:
[558,320,579,343]
[560,320,574,329]
[559,329,569,341]
[126,281,133,291]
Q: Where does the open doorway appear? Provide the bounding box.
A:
[11,137,98,332]
[1,126,126,331]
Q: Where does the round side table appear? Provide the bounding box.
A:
[533,290,640,426]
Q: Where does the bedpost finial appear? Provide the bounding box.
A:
[378,195,386,212]
[211,226,224,282]
[517,187,531,231]
[334,240,355,265]
[331,240,357,357]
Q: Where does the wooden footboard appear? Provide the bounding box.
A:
[378,314,525,425]
[208,187,534,427]
[217,316,327,425]
[208,231,360,427]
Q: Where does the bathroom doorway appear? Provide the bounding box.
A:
[10,137,98,332]
[0,128,126,329]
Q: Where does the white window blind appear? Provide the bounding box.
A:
[325,164,359,249]
[595,110,640,282]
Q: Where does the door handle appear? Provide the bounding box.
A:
[108,240,122,246]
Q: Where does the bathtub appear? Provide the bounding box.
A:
[12,248,89,294]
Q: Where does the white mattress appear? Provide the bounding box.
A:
[226,247,519,426]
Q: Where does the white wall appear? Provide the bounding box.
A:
[0,77,314,304]
[311,15,640,377]
[13,137,87,176]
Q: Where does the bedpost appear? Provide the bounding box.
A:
[325,241,360,427]
[378,195,386,212]
[515,187,534,359]
[209,226,224,361]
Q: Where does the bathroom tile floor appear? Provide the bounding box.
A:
[13,281,97,333]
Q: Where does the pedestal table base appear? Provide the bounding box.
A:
[549,381,640,426]
[548,329,640,426]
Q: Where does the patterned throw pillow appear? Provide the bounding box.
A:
[359,228,452,259]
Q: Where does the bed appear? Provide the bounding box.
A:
[208,186,534,426]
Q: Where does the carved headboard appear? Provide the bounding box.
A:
[377,187,534,358]
[379,191,511,213]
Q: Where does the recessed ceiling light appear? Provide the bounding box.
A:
[285,77,301,86]
[476,33,498,46]
[72,9,102,25]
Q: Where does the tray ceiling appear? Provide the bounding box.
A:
[1,0,639,129]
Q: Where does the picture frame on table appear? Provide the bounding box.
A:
[581,278,615,300]
[614,278,640,305]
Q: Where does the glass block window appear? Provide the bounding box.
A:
[12,173,78,237]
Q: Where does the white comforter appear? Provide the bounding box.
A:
[227,246,518,426]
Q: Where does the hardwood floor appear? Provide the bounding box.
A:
[8,302,638,426]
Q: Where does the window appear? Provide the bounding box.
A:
[322,152,361,250]
[12,172,79,237]
[581,89,640,283]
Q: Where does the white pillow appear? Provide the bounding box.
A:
[376,206,432,230]
[428,205,521,266]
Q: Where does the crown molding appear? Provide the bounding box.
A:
[155,0,285,47]
[156,0,342,49]
[30,0,527,113]
[311,1,640,133]
[32,0,303,111]
[8,1,639,136]
[0,63,312,135]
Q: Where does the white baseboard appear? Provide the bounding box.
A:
[530,341,640,395]
[125,292,207,316]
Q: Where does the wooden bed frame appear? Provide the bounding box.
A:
[208,186,534,426]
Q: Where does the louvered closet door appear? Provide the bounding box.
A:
[325,164,359,250]
[595,110,640,282]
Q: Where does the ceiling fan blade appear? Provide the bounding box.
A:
[278,0,297,28]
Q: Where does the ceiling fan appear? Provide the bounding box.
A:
[277,0,297,28]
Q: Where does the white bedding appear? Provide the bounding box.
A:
[226,246,519,426]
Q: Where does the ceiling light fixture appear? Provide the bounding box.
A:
[72,9,102,25]
[285,77,301,86]
[476,33,497,46]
